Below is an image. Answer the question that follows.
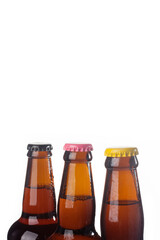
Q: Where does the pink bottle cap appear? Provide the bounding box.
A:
[63,143,93,152]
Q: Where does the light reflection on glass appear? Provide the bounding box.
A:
[21,231,38,240]
[109,170,119,222]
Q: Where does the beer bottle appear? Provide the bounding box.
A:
[8,143,57,240]
[48,143,101,240]
[101,148,144,240]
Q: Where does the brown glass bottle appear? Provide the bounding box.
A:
[48,143,101,240]
[101,148,144,240]
[8,143,57,240]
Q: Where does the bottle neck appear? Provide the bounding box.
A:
[58,152,95,230]
[20,151,57,225]
[103,156,141,203]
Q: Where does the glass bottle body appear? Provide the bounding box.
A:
[8,148,57,240]
[48,150,101,240]
[101,156,144,240]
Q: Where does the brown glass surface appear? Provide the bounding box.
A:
[48,151,101,240]
[8,151,57,240]
[101,156,144,240]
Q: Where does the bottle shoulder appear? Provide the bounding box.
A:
[48,226,101,240]
[49,232,101,240]
[8,220,57,240]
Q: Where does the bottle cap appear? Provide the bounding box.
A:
[63,143,93,152]
[104,148,139,157]
[27,143,53,152]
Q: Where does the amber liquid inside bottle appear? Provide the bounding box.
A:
[48,151,101,240]
[101,156,144,240]
[8,150,57,240]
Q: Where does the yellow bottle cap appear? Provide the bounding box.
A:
[104,148,139,157]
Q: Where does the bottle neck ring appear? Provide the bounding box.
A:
[105,156,139,169]
[27,150,52,158]
[63,151,92,162]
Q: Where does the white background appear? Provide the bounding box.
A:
[0,0,160,239]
